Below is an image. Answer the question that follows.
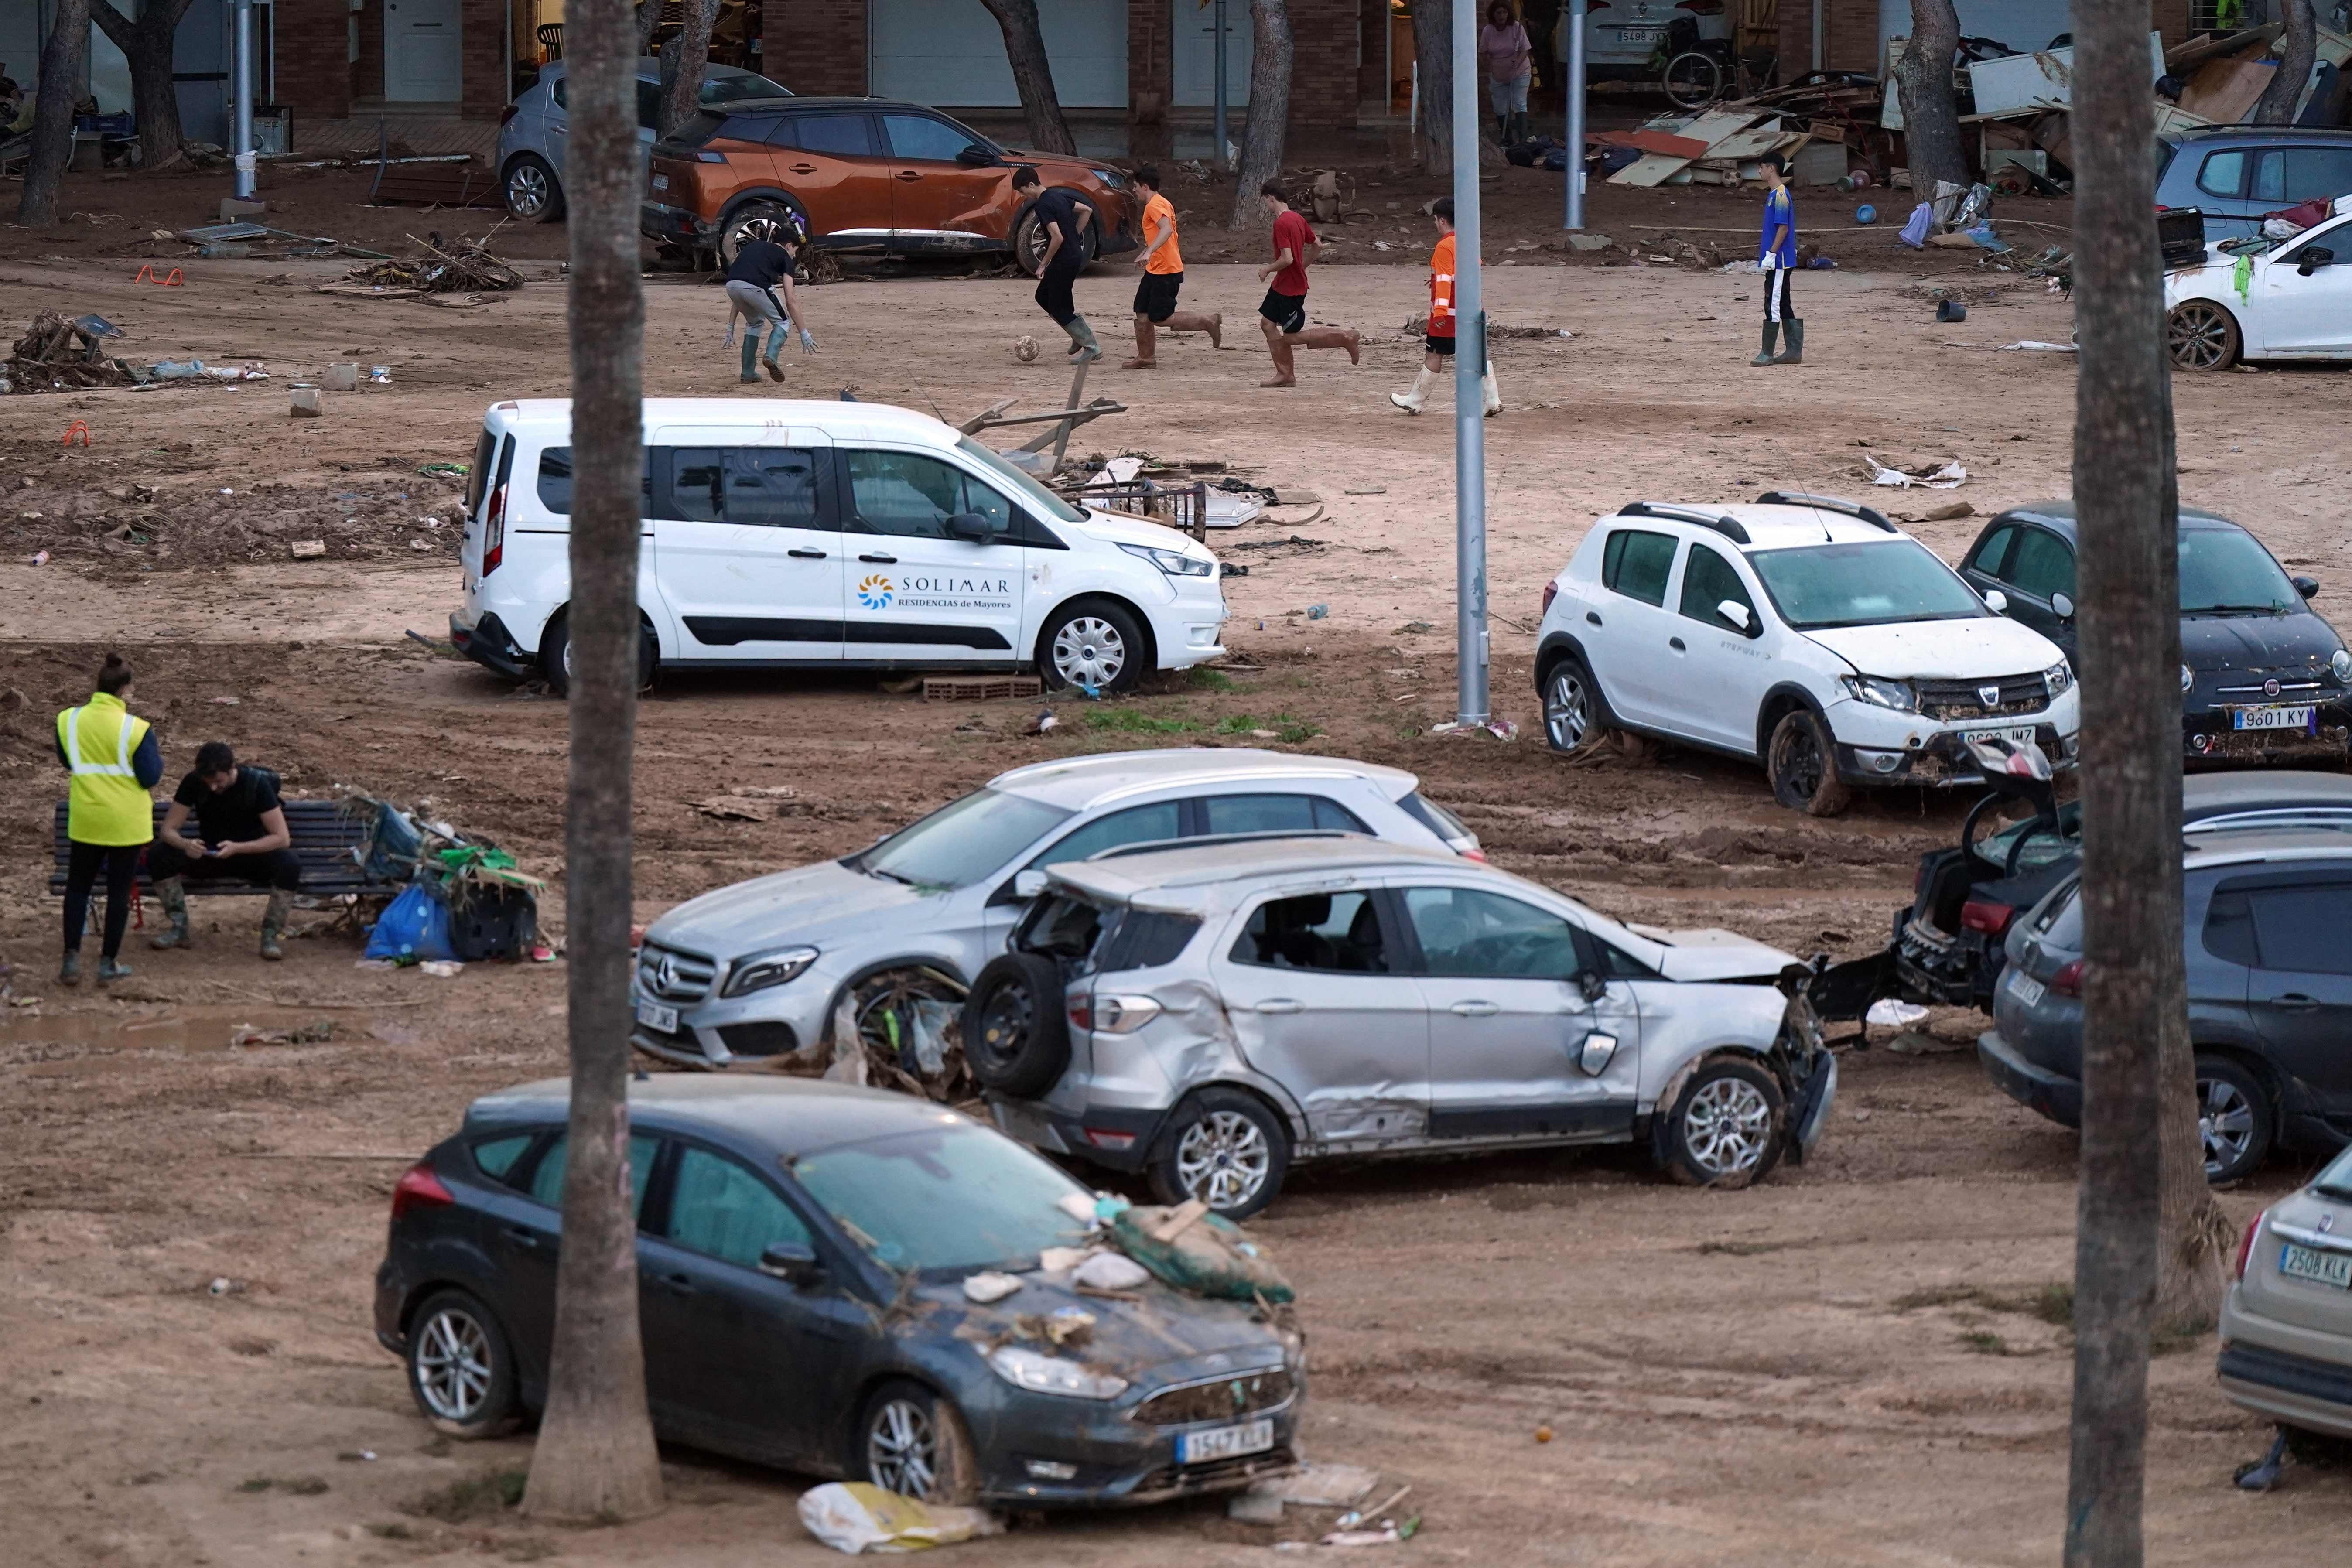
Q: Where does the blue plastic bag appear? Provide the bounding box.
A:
[366,882,457,962]
[1899,202,1934,249]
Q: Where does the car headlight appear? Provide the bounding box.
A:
[721,945,819,998]
[1118,541,1214,577]
[1090,167,1128,190]
[986,1345,1129,1400]
[2181,663,2195,694]
[2043,660,2074,697]
[1839,674,1917,712]
[2333,648,2351,683]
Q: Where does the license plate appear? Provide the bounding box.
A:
[2233,705,2314,732]
[1966,725,2041,748]
[2008,973,2046,1008]
[2280,1243,2352,1289]
[651,174,669,191]
[1620,27,1665,44]
[1176,1417,1275,1465]
[635,997,679,1033]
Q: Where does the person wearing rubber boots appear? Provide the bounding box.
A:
[148,741,302,960]
[1016,164,1101,362]
[723,223,815,384]
[54,652,162,987]
[1389,199,1500,418]
[1754,151,1802,366]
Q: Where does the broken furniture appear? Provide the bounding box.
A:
[957,356,1125,476]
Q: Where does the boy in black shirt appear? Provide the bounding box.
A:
[1014,165,1100,362]
[150,741,302,960]
[723,228,816,384]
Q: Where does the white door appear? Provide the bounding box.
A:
[1171,0,1252,108]
[385,0,463,102]
[1666,540,1781,756]
[870,0,1128,109]
[651,429,845,662]
[2256,231,2352,355]
[838,447,1025,665]
[1578,525,1686,734]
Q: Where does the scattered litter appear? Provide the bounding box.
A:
[369,366,393,384]
[1279,1465,1380,1508]
[1913,500,1975,523]
[290,539,327,558]
[1306,604,1328,620]
[1230,1487,1287,1524]
[417,461,467,479]
[208,1278,233,1296]
[962,1271,1023,1304]
[1025,709,1059,736]
[288,385,323,418]
[1071,1250,1150,1291]
[1998,340,2078,352]
[1864,455,1967,489]
[418,960,465,978]
[1935,299,1967,323]
[1037,1245,1090,1273]
[797,1482,1005,1554]
[1056,1192,1101,1225]
[27,550,48,566]
[342,232,524,295]
[1337,1485,1414,1529]
[1867,998,1931,1028]
[1108,1202,1292,1303]
[1343,485,1386,495]
[229,1021,334,1048]
[1535,1424,1555,1443]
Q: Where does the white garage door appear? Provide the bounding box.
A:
[870,0,1128,110]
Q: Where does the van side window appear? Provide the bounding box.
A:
[535,447,653,516]
[845,450,1005,540]
[667,448,826,529]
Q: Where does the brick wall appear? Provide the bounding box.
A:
[461,0,504,117]
[357,0,384,100]
[768,0,868,96]
[273,0,354,120]
[1285,0,1360,127]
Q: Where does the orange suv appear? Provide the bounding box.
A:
[643,96,1137,274]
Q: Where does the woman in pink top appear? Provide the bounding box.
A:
[1480,3,1535,147]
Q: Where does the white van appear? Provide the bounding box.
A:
[449,398,1229,695]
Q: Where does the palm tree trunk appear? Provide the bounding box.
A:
[2253,0,2316,126]
[1226,0,1294,228]
[660,0,722,135]
[17,0,91,227]
[2062,2,2182,1563]
[1895,0,1968,198]
[517,0,665,1524]
[976,0,1077,154]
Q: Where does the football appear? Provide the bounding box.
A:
[1014,335,1039,362]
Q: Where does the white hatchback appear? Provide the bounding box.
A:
[1532,493,2081,815]
[450,398,1227,695]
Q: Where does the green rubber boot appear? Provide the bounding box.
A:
[59,950,81,987]
[259,888,293,962]
[1750,322,1781,367]
[1777,318,1805,366]
[150,876,192,950]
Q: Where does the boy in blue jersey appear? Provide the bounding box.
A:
[1753,151,1801,367]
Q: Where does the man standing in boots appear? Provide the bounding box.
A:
[148,742,302,960]
[1753,150,1802,366]
[1390,199,1500,417]
[1124,166,1223,368]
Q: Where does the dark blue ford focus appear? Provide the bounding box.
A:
[375,1075,1301,1506]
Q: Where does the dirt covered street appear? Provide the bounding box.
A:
[4,228,2351,1566]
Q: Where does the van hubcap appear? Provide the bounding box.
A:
[1052,617,1125,689]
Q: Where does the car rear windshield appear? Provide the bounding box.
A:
[790,1122,1090,1274]
[956,434,1087,523]
[2034,878,2082,948]
[1747,539,1986,630]
[697,69,791,107]
[2315,1142,2352,1202]
[848,787,1072,892]
[466,427,496,518]
[2178,527,2300,614]
[1396,789,1472,846]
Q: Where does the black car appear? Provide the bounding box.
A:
[375,1076,1301,1506]
[1958,501,2352,767]
[1979,824,2352,1183]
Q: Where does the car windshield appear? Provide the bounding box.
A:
[1982,801,2082,873]
[956,434,1086,523]
[791,1121,1091,1273]
[1747,540,1987,629]
[698,68,791,106]
[2179,527,2300,614]
[2315,1142,2352,1202]
[848,787,1072,892]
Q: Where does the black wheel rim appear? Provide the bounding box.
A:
[1779,727,1825,803]
[974,981,1035,1072]
[2167,304,2229,370]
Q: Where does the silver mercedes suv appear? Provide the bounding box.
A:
[631,750,1479,1070]
[963,837,1838,1217]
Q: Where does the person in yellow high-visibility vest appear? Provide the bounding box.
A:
[54,652,164,986]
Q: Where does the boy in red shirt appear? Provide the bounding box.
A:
[1254,181,1360,388]
[1389,198,1500,417]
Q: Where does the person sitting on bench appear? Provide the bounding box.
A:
[149,741,302,960]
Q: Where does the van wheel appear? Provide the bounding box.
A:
[720,200,807,268]
[1149,1088,1290,1219]
[1767,709,1852,817]
[1659,1059,1786,1189]
[1039,601,1145,694]
[2196,1056,2272,1184]
[540,614,656,699]
[961,952,1071,1097]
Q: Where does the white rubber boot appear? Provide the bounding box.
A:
[1388,368,1437,413]
[1482,366,1502,417]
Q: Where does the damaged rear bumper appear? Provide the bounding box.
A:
[449,611,535,681]
[988,1097,1164,1173]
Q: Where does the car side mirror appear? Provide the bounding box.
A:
[957,143,997,167]
[1012,869,1049,900]
[2294,575,2320,600]
[1577,969,1608,1003]
[1716,599,1753,633]
[2051,591,2075,620]
[1576,1030,1620,1077]
[946,511,1007,543]
[758,1241,823,1286]
[2298,246,2334,276]
[1983,588,2009,615]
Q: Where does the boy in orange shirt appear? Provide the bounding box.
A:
[1389,199,1500,417]
[1124,167,1223,369]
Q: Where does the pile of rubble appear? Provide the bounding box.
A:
[3,312,133,394]
[337,231,523,296]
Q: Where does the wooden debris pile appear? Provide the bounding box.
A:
[5,312,133,393]
[341,231,524,295]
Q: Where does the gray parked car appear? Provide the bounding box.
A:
[2219,1141,2352,1443]
[632,751,1480,1071]
[497,60,793,222]
[2155,126,2352,242]
[967,837,1837,1217]
[1979,823,2352,1183]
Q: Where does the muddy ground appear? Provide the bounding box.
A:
[3,219,2350,1567]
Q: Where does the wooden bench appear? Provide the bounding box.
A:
[48,799,402,898]
[369,162,503,210]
